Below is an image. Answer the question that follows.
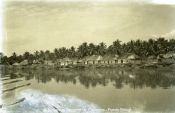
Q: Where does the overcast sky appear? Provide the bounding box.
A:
[2,0,175,56]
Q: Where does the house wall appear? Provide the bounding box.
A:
[98,60,105,64]
[111,60,116,64]
[94,61,98,64]
[87,60,94,64]
[118,59,123,64]
[123,59,128,64]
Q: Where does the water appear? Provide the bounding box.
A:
[1,67,175,113]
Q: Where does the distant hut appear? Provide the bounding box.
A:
[163,51,175,59]
[112,54,119,64]
[33,59,40,64]
[20,60,28,66]
[72,58,78,65]
[103,55,116,64]
[127,54,140,64]
[84,55,97,64]
[60,58,73,66]
[161,51,175,64]
[81,55,103,65]
[96,56,104,64]
[44,60,54,66]
[77,59,84,65]
[127,54,140,60]
[147,55,158,64]
[118,59,124,64]
[12,62,20,66]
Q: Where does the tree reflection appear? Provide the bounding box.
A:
[5,68,175,89]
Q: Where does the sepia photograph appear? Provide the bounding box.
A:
[0,0,175,113]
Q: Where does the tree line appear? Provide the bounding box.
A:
[1,37,175,65]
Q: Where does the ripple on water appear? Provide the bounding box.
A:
[1,89,101,113]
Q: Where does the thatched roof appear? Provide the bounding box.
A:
[127,54,140,60]
[120,53,140,60]
[62,57,71,61]
[20,60,28,66]
[83,55,103,61]
[12,63,20,66]
[163,51,175,58]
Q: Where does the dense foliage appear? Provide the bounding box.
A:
[1,38,175,65]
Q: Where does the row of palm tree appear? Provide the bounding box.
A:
[1,37,175,65]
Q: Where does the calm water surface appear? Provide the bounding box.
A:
[1,67,175,113]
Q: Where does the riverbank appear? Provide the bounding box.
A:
[1,62,175,71]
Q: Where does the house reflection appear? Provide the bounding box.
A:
[5,68,175,89]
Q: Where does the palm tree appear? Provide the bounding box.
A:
[54,48,59,59]
[88,43,96,56]
[77,42,88,58]
[34,51,39,59]
[23,52,30,60]
[58,47,68,58]
[68,46,76,58]
[112,40,122,55]
[97,42,107,56]
[169,39,175,51]
[45,50,51,60]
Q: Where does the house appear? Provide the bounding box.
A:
[12,62,20,66]
[20,60,28,66]
[44,60,54,66]
[59,58,73,66]
[118,58,128,64]
[127,54,140,60]
[102,55,119,64]
[72,58,78,65]
[147,56,158,64]
[33,59,40,64]
[163,51,175,59]
[126,54,140,64]
[77,59,84,65]
[96,56,104,64]
[84,55,103,65]
[118,53,140,64]
[160,51,175,64]
[103,55,112,64]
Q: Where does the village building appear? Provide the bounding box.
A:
[44,60,54,66]
[33,59,40,64]
[127,54,140,64]
[71,58,78,65]
[118,53,141,64]
[59,58,73,66]
[160,51,175,64]
[163,51,175,59]
[54,59,61,66]
[77,59,84,65]
[83,55,102,65]
[12,62,20,66]
[20,60,28,66]
[147,56,158,64]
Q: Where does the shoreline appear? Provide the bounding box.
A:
[1,62,175,71]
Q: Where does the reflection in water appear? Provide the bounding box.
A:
[6,68,175,89]
[1,68,175,113]
[1,89,101,113]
